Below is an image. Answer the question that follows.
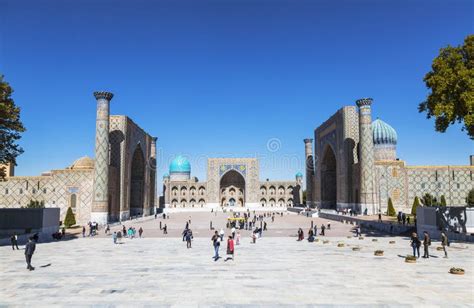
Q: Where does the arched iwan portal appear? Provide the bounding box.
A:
[219,170,245,207]
[130,145,145,216]
[321,145,337,209]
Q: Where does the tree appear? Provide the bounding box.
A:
[64,207,76,228]
[411,196,420,216]
[0,75,26,179]
[418,35,474,139]
[440,195,447,206]
[422,193,434,207]
[467,189,474,207]
[387,198,396,217]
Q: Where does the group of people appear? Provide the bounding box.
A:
[182,220,193,248]
[211,230,235,261]
[82,221,100,237]
[296,223,328,242]
[410,230,449,258]
[397,212,411,225]
[110,226,144,244]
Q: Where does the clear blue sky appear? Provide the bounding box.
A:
[1,0,473,188]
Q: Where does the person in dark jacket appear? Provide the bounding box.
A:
[441,231,449,258]
[25,237,36,271]
[10,233,19,250]
[422,231,431,258]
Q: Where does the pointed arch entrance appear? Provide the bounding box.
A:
[219,170,245,207]
[321,145,337,209]
[130,145,145,216]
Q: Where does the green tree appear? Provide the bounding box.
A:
[64,207,76,228]
[411,196,420,216]
[422,193,434,207]
[0,75,26,180]
[418,35,474,139]
[467,189,474,207]
[387,198,396,217]
[440,195,447,206]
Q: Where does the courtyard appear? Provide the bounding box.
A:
[0,213,473,306]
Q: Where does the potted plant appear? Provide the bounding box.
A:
[374,250,384,256]
[405,255,417,263]
[449,268,465,275]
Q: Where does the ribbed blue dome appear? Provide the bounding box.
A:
[372,118,397,145]
[169,156,191,173]
[162,173,169,178]
[296,172,303,178]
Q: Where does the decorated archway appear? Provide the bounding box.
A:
[219,170,245,207]
[321,145,337,209]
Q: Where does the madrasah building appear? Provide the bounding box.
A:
[161,157,303,211]
[304,98,474,215]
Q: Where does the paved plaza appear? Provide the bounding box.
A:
[1,213,473,306]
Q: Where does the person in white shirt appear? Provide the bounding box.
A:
[219,228,225,241]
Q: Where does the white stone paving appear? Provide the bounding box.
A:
[0,235,473,306]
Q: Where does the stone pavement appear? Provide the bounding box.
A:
[1,232,473,306]
[95,211,356,238]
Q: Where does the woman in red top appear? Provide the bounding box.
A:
[226,235,234,261]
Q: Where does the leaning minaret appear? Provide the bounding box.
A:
[304,138,314,208]
[91,91,113,224]
[355,98,376,215]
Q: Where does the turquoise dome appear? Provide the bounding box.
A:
[296,172,303,178]
[372,118,397,145]
[169,156,191,173]
[162,173,169,178]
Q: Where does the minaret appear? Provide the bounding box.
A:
[304,138,314,208]
[355,98,376,214]
[149,137,158,213]
[91,91,113,224]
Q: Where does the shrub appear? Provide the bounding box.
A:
[440,195,447,206]
[411,196,420,216]
[64,207,76,228]
[387,198,396,217]
[467,189,474,207]
[27,200,45,208]
[422,193,434,207]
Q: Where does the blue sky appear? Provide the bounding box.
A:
[1,0,473,188]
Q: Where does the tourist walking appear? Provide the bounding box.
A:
[231,226,236,239]
[105,224,110,234]
[219,228,225,241]
[320,224,326,236]
[410,232,421,258]
[113,231,117,244]
[138,227,143,238]
[212,231,220,260]
[186,229,193,248]
[225,236,234,261]
[10,233,19,250]
[163,224,168,234]
[82,226,86,238]
[24,237,36,271]
[263,221,267,231]
[313,225,317,237]
[117,231,122,243]
[422,231,431,258]
[236,232,241,245]
[441,231,449,258]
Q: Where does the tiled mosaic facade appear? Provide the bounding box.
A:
[311,100,474,214]
[0,93,157,225]
[163,158,303,210]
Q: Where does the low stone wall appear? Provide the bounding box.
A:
[319,212,414,235]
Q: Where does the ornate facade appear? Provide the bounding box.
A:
[307,99,474,214]
[0,92,157,225]
[162,157,303,211]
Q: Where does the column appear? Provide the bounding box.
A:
[356,98,377,215]
[91,91,113,224]
[304,138,314,208]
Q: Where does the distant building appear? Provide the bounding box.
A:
[0,92,157,225]
[305,98,474,214]
[162,157,303,211]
